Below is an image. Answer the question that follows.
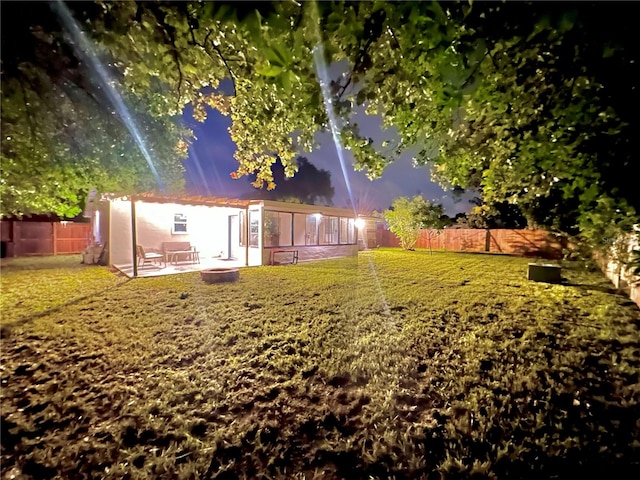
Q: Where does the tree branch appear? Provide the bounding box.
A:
[186,22,237,97]
[210,42,237,97]
[460,49,489,90]
[293,0,304,31]
[145,4,184,107]
[337,14,396,102]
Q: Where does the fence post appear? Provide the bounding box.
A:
[13,222,21,257]
[485,229,491,252]
[52,222,58,255]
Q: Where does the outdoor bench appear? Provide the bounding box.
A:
[270,249,299,265]
[162,241,200,265]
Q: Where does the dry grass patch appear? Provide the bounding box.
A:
[1,249,639,479]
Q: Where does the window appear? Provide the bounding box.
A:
[239,211,247,246]
[264,211,279,247]
[172,213,187,234]
[319,216,339,244]
[347,218,356,244]
[330,217,339,244]
[306,215,318,245]
[340,218,349,244]
[249,210,260,247]
[264,211,293,247]
[293,214,307,246]
[339,217,356,244]
[278,213,292,246]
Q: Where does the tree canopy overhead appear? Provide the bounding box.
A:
[0,1,189,218]
[90,1,638,240]
[2,1,637,249]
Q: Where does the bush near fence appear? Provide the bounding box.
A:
[376,226,564,259]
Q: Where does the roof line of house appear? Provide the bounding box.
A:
[101,193,361,216]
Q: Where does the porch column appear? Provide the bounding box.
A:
[245,206,249,267]
[131,198,138,278]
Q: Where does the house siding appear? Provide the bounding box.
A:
[109,199,134,266]
[263,244,358,265]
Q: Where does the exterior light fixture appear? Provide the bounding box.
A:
[355,218,365,229]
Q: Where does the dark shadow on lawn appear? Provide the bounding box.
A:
[0,255,93,272]
[0,278,132,337]
[561,280,629,297]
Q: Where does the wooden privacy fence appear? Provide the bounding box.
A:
[376,226,564,259]
[0,221,91,257]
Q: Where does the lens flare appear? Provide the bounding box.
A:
[310,2,357,216]
[51,0,165,193]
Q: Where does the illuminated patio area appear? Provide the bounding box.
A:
[113,256,246,278]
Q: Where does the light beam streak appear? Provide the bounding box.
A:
[310,3,357,216]
[52,1,165,193]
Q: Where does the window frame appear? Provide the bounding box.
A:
[172,213,188,235]
[248,210,260,247]
[259,210,358,247]
[239,211,247,247]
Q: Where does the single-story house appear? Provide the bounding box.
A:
[90,194,363,277]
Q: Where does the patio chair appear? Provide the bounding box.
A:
[136,245,165,267]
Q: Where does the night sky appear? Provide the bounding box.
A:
[182,106,472,216]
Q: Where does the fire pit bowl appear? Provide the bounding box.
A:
[200,268,239,284]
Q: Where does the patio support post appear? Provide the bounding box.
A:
[245,206,249,267]
[131,198,138,278]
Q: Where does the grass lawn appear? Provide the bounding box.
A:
[1,250,639,479]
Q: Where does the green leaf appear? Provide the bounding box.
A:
[265,45,291,68]
[256,64,284,77]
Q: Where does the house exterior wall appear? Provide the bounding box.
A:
[106,197,359,271]
[263,244,359,265]
[109,199,134,266]
[358,218,379,250]
[247,206,263,267]
[261,202,359,265]
[133,202,245,262]
[107,200,253,268]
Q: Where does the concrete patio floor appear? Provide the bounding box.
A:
[113,256,246,278]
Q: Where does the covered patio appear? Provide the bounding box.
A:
[113,256,245,278]
[94,194,258,278]
[92,193,361,278]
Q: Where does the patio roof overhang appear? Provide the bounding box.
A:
[104,192,260,209]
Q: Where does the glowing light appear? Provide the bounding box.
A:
[355,218,365,229]
[93,209,102,244]
[51,1,165,193]
[314,213,322,220]
[311,2,357,217]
